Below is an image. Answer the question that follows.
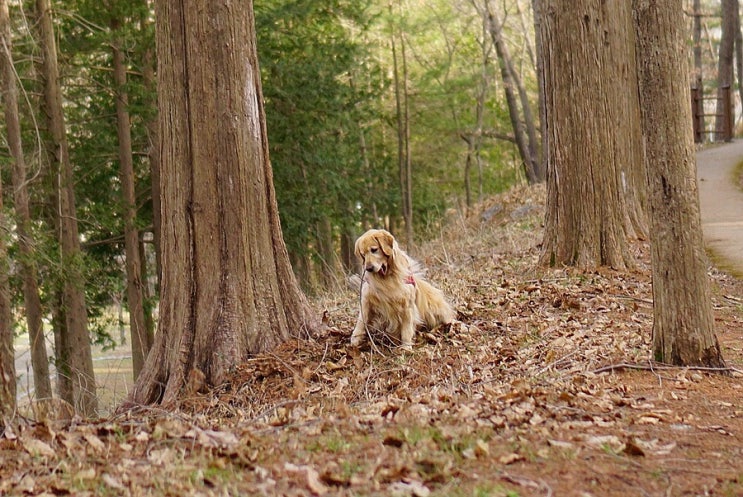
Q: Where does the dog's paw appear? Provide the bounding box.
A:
[350,334,364,347]
[400,342,413,352]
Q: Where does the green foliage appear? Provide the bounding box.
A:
[256,0,394,265]
[1,0,536,338]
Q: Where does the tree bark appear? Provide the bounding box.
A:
[2,0,52,403]
[0,1,15,414]
[111,18,151,380]
[693,0,702,81]
[538,0,646,269]
[0,172,13,420]
[130,0,318,406]
[733,0,743,125]
[716,0,736,139]
[140,1,162,288]
[633,0,725,367]
[35,0,97,416]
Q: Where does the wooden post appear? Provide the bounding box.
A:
[722,85,734,141]
[691,84,702,143]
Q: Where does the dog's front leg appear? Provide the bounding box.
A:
[400,309,416,351]
[351,312,366,346]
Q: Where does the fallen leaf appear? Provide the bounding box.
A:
[284,462,328,496]
[499,453,525,465]
[622,439,645,457]
[83,433,106,453]
[23,438,56,458]
[102,473,127,490]
[74,468,97,481]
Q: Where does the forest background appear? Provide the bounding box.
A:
[0,0,738,412]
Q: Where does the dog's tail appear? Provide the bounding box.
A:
[408,258,428,279]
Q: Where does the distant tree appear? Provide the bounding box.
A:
[131,0,318,405]
[34,0,97,416]
[538,0,646,269]
[716,0,736,139]
[0,0,16,419]
[486,1,542,184]
[633,0,725,367]
[2,0,51,403]
[389,5,414,248]
[110,16,151,379]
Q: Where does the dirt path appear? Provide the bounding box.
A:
[697,140,743,275]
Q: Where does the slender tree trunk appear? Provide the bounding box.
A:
[51,297,73,404]
[633,0,725,367]
[474,9,490,205]
[462,134,474,209]
[532,0,548,183]
[402,38,413,249]
[130,0,318,406]
[716,0,736,139]
[487,5,539,184]
[539,0,645,269]
[140,2,161,287]
[35,0,97,416]
[693,0,702,81]
[0,2,15,413]
[111,19,151,380]
[0,177,13,420]
[316,217,339,288]
[1,0,51,402]
[390,14,413,248]
[734,1,743,126]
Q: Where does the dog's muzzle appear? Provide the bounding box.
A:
[366,263,387,276]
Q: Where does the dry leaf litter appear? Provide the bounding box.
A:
[2,184,743,496]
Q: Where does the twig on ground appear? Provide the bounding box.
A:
[592,361,741,375]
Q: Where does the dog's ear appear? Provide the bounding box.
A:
[376,231,396,257]
[354,236,364,260]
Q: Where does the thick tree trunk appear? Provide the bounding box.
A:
[35,0,97,416]
[539,0,645,269]
[2,0,51,403]
[111,19,151,380]
[130,0,317,406]
[633,0,725,367]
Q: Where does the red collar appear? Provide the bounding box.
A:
[405,274,416,286]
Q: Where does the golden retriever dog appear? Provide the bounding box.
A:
[350,229,456,350]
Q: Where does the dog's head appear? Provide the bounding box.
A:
[354,229,396,277]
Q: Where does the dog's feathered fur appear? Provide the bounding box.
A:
[350,229,456,350]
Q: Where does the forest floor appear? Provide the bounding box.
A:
[2,184,743,496]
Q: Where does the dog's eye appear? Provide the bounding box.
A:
[370,247,378,254]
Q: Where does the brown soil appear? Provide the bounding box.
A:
[2,184,741,496]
